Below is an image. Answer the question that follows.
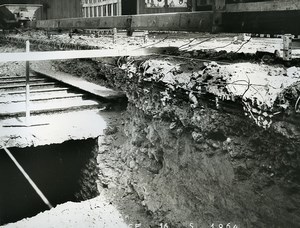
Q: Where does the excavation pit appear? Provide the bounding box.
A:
[0,139,99,226]
[0,35,300,227]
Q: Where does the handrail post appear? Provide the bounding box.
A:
[25,40,31,126]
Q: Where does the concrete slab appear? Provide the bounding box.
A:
[0,97,101,117]
[0,82,56,92]
[0,91,83,103]
[6,87,69,95]
[32,67,125,100]
[0,109,109,148]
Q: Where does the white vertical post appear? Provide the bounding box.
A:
[113,28,117,44]
[25,40,31,126]
[144,30,149,44]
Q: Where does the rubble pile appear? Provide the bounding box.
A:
[118,57,300,129]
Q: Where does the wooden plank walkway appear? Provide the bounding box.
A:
[33,67,125,100]
[0,73,103,118]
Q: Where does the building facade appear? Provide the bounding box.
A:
[137,0,190,14]
[0,0,82,20]
[82,0,122,17]
[80,0,220,17]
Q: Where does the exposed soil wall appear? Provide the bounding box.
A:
[97,105,299,227]
[55,57,300,227]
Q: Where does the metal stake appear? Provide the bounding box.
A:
[25,40,31,126]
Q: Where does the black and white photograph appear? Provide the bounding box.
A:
[0,0,299,227]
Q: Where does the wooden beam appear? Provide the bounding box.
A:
[0,47,163,63]
[28,12,213,32]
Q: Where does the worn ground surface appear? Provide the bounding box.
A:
[1,33,300,227]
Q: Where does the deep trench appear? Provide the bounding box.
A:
[0,139,99,226]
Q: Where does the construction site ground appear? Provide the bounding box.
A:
[1,31,299,227]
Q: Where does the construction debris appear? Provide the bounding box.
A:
[118,57,300,129]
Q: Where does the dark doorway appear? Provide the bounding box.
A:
[122,0,137,15]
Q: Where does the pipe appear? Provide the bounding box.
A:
[25,40,31,126]
[1,144,53,210]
